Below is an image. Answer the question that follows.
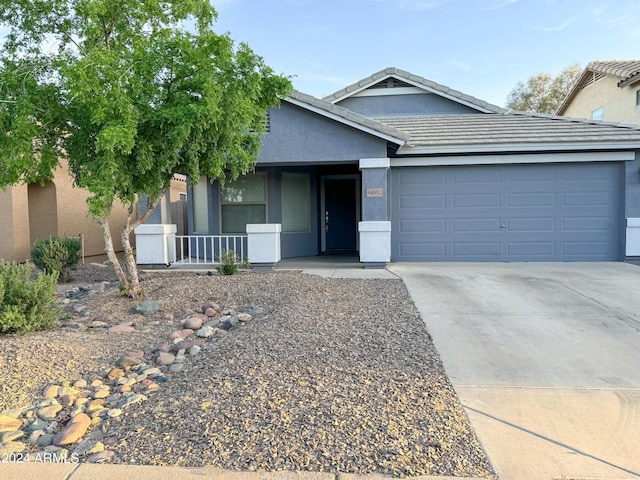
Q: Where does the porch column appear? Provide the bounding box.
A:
[359,158,391,268]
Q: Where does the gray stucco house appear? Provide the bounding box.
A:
[187,67,640,265]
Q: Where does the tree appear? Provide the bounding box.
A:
[0,0,292,298]
[506,63,582,114]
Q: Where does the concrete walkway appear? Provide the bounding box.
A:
[389,262,640,480]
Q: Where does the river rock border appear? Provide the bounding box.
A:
[0,297,263,463]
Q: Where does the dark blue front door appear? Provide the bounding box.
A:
[324,178,357,250]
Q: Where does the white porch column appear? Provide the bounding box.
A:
[134,224,177,266]
[358,221,391,269]
[247,223,281,268]
[626,218,640,256]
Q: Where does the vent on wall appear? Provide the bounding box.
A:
[370,77,414,89]
[262,111,271,133]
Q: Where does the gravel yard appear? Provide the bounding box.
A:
[0,264,494,477]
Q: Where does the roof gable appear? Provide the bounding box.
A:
[556,60,640,114]
[283,90,410,145]
[322,67,506,114]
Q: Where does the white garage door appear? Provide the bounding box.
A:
[391,162,622,261]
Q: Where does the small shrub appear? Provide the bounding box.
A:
[31,236,81,281]
[0,261,60,334]
[217,249,239,276]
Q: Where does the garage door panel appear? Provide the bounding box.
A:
[392,163,621,262]
[453,242,501,256]
[453,193,500,208]
[401,195,446,209]
[508,217,555,232]
[508,192,556,207]
[401,243,446,257]
[453,218,501,232]
[507,242,556,256]
[400,219,445,233]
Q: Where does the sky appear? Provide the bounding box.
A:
[210,0,640,107]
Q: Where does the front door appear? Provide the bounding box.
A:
[321,176,359,252]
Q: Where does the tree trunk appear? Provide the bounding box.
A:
[99,191,167,299]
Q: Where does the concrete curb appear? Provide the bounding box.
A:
[0,464,491,480]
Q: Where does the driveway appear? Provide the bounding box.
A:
[389,262,640,480]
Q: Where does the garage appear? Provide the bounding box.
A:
[391,162,623,262]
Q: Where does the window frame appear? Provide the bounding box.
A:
[219,172,268,234]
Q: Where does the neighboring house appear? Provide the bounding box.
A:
[187,67,640,264]
[556,60,640,124]
[0,159,186,263]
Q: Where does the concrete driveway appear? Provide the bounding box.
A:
[389,262,640,480]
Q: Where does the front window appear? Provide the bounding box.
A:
[192,176,209,233]
[220,173,267,233]
[592,107,604,121]
[281,172,310,233]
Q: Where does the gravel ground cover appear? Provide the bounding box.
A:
[0,263,494,477]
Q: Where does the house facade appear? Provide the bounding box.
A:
[188,68,640,265]
[556,60,640,125]
[0,160,187,263]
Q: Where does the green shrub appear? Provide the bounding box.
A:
[0,261,60,334]
[31,236,81,281]
[217,249,239,276]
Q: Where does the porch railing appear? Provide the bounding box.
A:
[174,235,247,265]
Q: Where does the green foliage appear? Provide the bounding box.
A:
[0,0,293,215]
[506,63,582,114]
[217,249,239,276]
[0,261,60,335]
[31,236,81,281]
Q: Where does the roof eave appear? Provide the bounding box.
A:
[397,141,640,156]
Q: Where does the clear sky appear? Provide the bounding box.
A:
[211,0,640,107]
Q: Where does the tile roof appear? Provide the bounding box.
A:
[285,90,411,144]
[587,60,640,87]
[322,67,506,114]
[375,112,640,153]
[556,60,640,114]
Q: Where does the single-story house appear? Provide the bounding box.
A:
[186,67,640,265]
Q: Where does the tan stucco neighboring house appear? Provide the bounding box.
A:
[556,60,640,124]
[0,161,186,263]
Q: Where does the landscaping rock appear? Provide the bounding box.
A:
[196,325,215,338]
[108,324,135,334]
[118,394,147,409]
[183,317,203,330]
[0,415,22,432]
[36,433,55,447]
[43,385,60,398]
[189,345,201,356]
[132,300,160,316]
[204,307,217,318]
[170,329,194,339]
[88,450,114,463]
[52,413,91,446]
[155,352,175,366]
[0,430,23,443]
[0,441,26,454]
[116,355,143,367]
[249,306,265,316]
[37,405,62,421]
[74,440,104,457]
[237,313,252,322]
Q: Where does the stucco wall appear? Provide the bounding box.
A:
[563,76,640,125]
[336,93,478,117]
[0,185,30,262]
[259,102,387,163]
[0,159,137,262]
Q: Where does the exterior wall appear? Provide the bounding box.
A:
[260,102,387,163]
[336,93,479,117]
[0,158,137,262]
[563,76,640,125]
[0,185,30,262]
[625,152,640,219]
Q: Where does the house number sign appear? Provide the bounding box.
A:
[366,188,384,198]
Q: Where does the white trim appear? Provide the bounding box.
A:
[397,142,640,156]
[352,86,425,97]
[285,97,407,144]
[359,157,390,169]
[390,151,636,167]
